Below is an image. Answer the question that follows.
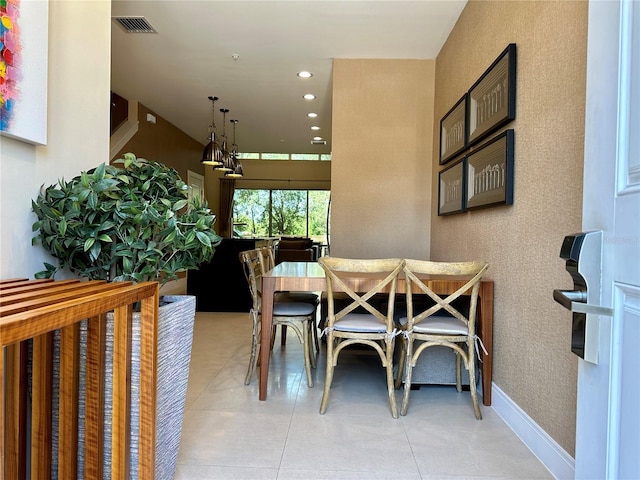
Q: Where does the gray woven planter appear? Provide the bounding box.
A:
[53,295,195,479]
[33,296,195,479]
[102,294,196,480]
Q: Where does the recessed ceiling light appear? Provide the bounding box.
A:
[307,112,318,118]
[311,126,320,131]
[313,136,323,141]
[297,71,313,78]
[303,94,316,100]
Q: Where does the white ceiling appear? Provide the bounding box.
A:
[111,0,467,155]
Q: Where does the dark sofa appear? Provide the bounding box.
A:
[275,237,319,264]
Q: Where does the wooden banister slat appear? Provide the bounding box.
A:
[0,278,56,293]
[138,293,159,478]
[0,282,123,315]
[31,333,53,480]
[0,280,107,307]
[0,342,5,480]
[0,278,29,286]
[0,282,157,345]
[58,323,80,479]
[4,342,28,480]
[85,314,106,479]
[1,279,159,480]
[111,304,132,480]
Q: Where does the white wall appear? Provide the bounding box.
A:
[0,1,111,279]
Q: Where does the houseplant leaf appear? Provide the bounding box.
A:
[32,153,221,284]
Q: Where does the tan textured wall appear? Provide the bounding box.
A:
[331,59,435,259]
[431,1,588,455]
[113,103,204,182]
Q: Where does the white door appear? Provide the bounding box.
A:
[577,1,639,478]
[187,170,205,204]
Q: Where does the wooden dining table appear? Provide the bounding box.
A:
[260,261,495,405]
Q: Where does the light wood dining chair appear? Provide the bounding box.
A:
[257,245,321,354]
[240,248,318,387]
[318,256,405,418]
[397,259,489,419]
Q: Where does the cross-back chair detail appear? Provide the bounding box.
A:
[318,256,405,418]
[257,245,321,351]
[397,259,489,419]
[258,245,276,273]
[239,248,318,387]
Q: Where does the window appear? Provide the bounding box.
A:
[236,152,332,161]
[232,189,330,245]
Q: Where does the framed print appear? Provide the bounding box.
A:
[0,0,49,145]
[467,44,516,147]
[466,129,514,210]
[438,157,466,216]
[439,94,467,165]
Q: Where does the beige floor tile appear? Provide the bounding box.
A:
[177,312,552,479]
[175,464,278,479]
[281,413,418,475]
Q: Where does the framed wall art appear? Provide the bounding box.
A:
[467,44,516,147]
[439,94,467,165]
[438,157,466,216]
[466,129,514,210]
[0,0,49,145]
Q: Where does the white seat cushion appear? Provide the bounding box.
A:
[333,313,387,333]
[273,300,316,316]
[412,315,468,335]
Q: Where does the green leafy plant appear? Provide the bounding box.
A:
[32,153,221,285]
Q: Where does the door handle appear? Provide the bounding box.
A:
[553,289,614,316]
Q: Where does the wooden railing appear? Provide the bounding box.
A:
[0,278,159,480]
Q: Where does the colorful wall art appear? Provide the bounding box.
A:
[1,0,48,145]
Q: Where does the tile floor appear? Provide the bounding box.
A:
[175,312,553,479]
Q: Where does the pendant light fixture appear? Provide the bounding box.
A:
[201,96,223,167]
[226,119,244,178]
[215,108,233,172]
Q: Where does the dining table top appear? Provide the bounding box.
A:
[263,260,488,292]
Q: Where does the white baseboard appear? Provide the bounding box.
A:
[491,383,575,480]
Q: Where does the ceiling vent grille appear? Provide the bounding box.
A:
[310,140,327,145]
[113,16,157,33]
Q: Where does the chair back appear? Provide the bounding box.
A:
[258,246,276,274]
[318,257,404,331]
[402,260,489,335]
[239,249,263,312]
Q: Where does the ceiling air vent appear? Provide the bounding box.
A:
[113,16,157,33]
[310,140,327,145]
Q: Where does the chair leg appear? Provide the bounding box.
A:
[319,333,336,414]
[280,325,288,346]
[245,312,259,385]
[312,313,320,353]
[467,342,482,420]
[400,339,415,416]
[307,320,317,369]
[302,321,314,387]
[270,324,277,351]
[455,350,462,393]
[394,335,406,390]
[385,340,398,418]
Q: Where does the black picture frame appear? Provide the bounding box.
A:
[467,44,516,147]
[438,157,466,216]
[465,129,514,210]
[439,94,467,165]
